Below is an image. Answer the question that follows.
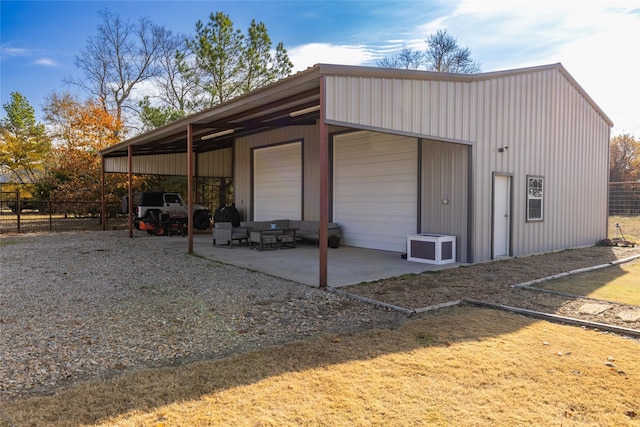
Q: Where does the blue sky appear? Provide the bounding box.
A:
[1,0,639,137]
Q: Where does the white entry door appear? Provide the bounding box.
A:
[493,175,511,258]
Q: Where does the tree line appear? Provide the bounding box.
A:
[1,7,486,205]
[3,8,635,209]
[1,10,295,204]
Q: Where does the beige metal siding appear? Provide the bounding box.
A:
[325,76,472,142]
[235,126,320,221]
[420,139,469,262]
[103,157,126,174]
[325,68,609,262]
[469,70,610,261]
[103,148,232,177]
[198,148,233,177]
[102,153,188,175]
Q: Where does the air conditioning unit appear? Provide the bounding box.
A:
[407,234,456,264]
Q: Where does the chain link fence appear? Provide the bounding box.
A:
[0,192,127,234]
[2,184,639,241]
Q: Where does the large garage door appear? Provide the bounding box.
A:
[333,131,417,252]
[253,142,302,220]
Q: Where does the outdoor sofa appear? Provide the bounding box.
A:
[240,220,340,245]
[213,219,341,249]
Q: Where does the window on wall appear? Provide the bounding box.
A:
[527,176,544,221]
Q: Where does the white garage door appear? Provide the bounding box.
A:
[253,142,302,220]
[333,131,417,252]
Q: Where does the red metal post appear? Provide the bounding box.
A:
[128,145,133,238]
[319,77,328,288]
[187,123,194,253]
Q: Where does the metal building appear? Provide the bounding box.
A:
[101,63,612,286]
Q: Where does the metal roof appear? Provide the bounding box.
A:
[100,62,612,158]
[101,65,323,158]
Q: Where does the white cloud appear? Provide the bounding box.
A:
[289,43,380,72]
[0,45,30,58]
[400,0,640,136]
[34,58,59,67]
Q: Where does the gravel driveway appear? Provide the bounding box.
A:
[0,231,405,400]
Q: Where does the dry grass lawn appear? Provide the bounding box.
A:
[609,215,640,243]
[537,259,640,305]
[537,259,640,306]
[2,307,638,427]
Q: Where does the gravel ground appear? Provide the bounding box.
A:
[1,231,638,401]
[0,231,405,400]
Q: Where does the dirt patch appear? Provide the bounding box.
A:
[343,246,640,331]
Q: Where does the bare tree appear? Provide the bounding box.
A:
[377,47,423,69]
[145,30,206,117]
[377,30,481,74]
[67,9,173,128]
[424,30,481,73]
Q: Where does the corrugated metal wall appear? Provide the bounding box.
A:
[103,148,232,177]
[325,68,610,261]
[325,76,473,142]
[421,139,469,262]
[198,148,233,177]
[469,71,610,261]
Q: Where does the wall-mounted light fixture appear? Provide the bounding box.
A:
[201,129,235,140]
[290,105,320,117]
[498,146,509,153]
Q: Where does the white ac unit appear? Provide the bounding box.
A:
[407,234,456,265]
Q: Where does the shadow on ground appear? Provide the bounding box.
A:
[3,306,639,426]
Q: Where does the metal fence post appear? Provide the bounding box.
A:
[16,191,21,232]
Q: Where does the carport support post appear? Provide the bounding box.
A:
[187,123,194,253]
[128,145,133,238]
[101,156,106,230]
[319,77,328,288]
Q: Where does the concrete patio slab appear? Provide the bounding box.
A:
[152,232,462,287]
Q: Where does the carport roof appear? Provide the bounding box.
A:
[100,64,324,158]
[100,62,612,158]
